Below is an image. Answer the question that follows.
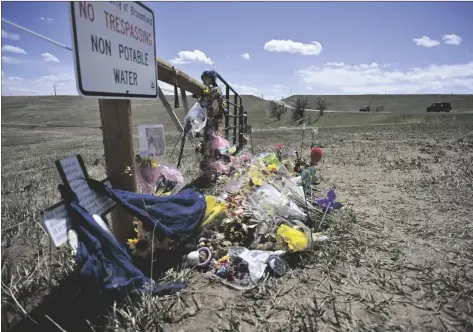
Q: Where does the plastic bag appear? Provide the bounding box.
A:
[184,102,207,136]
[250,183,306,220]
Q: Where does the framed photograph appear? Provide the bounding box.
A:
[138,125,166,157]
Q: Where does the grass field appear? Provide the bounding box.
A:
[2,95,473,331]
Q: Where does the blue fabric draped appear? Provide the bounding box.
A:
[64,196,186,298]
[86,179,206,240]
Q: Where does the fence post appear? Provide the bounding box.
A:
[225,86,230,139]
[233,94,238,145]
[238,104,245,150]
[99,99,136,242]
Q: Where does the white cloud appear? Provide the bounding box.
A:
[42,53,60,63]
[413,36,440,47]
[2,30,20,40]
[241,53,250,60]
[40,17,54,22]
[169,50,213,65]
[1,45,27,54]
[325,62,346,67]
[264,39,323,55]
[2,56,23,64]
[298,61,473,94]
[225,82,260,96]
[442,34,462,45]
[2,72,77,96]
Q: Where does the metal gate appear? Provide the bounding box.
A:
[216,73,249,151]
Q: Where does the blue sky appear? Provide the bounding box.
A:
[1,1,472,98]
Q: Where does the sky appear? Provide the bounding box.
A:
[1,1,473,99]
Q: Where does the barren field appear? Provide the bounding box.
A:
[1,96,473,331]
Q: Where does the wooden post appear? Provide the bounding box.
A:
[99,99,136,242]
[158,87,183,132]
[180,88,189,113]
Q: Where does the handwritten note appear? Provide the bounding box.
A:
[59,156,115,215]
[42,203,70,247]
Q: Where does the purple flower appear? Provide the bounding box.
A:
[315,189,343,213]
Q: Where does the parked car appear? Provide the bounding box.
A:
[426,102,452,112]
[359,102,371,112]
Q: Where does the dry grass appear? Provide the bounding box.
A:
[2,111,473,331]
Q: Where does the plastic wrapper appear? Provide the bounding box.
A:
[202,195,228,229]
[135,157,160,194]
[222,178,245,193]
[250,183,306,220]
[277,165,292,179]
[211,133,230,154]
[257,153,281,167]
[155,165,185,194]
[209,160,231,174]
[184,102,207,136]
[227,247,286,284]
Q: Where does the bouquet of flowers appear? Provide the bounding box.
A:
[135,155,160,194]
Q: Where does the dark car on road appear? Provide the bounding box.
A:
[426,102,452,112]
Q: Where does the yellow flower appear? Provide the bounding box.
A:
[151,160,158,168]
[267,164,278,173]
[127,238,139,249]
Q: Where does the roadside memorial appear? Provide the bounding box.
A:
[41,131,343,295]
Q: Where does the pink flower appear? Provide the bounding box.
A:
[276,144,284,150]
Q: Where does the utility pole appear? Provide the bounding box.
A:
[54,84,56,96]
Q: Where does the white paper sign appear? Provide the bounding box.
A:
[43,203,70,248]
[59,157,116,215]
[138,124,166,157]
[70,1,157,98]
[42,205,114,248]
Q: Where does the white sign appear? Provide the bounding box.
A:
[42,203,70,248]
[42,203,114,248]
[70,1,157,98]
[138,124,166,157]
[58,156,116,215]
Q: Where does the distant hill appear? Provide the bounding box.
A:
[282,94,473,113]
[0,95,273,131]
[2,94,472,132]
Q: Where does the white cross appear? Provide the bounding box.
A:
[41,155,116,248]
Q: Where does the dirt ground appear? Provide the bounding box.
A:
[2,117,473,331]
